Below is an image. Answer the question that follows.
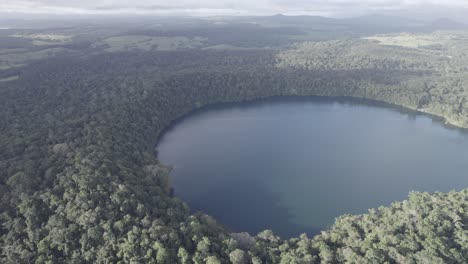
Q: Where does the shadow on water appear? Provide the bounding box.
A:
[156,96,468,145]
[177,176,321,238]
[156,95,468,239]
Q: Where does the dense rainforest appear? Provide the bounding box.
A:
[0,18,467,263]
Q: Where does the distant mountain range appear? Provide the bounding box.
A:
[246,13,466,32]
[426,18,467,30]
[0,11,466,32]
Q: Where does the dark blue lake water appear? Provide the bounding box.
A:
[156,98,468,238]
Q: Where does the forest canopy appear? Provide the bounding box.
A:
[0,16,467,263]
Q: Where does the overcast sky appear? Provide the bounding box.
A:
[2,0,468,17]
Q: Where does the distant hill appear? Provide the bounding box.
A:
[246,14,340,26]
[425,18,466,30]
[342,14,425,28]
[253,14,467,34]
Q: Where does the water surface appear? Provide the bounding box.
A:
[157,97,468,238]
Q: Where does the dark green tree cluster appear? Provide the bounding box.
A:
[0,37,467,263]
[277,38,468,127]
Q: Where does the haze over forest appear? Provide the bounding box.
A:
[1,0,468,20]
[0,1,467,263]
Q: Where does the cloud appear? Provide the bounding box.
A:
[1,0,468,16]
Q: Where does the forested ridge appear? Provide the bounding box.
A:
[0,34,468,263]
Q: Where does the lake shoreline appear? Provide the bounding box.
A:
[155,94,468,156]
[156,95,468,237]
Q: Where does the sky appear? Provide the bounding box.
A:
[1,0,468,17]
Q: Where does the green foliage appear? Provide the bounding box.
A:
[0,28,467,263]
[277,35,468,127]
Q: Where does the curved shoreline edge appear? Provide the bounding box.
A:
[155,95,467,150]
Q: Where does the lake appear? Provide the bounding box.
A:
[156,97,468,238]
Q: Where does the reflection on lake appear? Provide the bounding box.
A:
[156,97,468,238]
